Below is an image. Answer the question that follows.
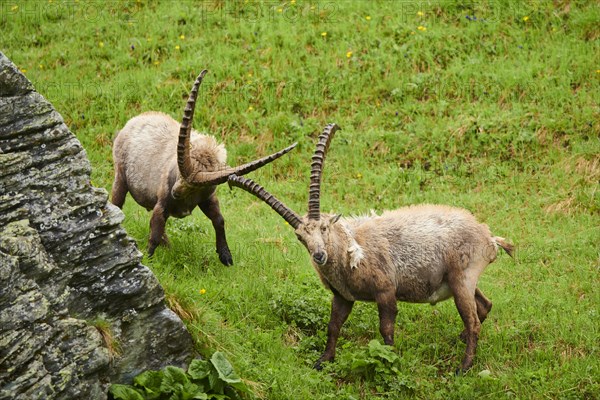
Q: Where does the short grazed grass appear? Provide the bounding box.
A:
[2,1,598,398]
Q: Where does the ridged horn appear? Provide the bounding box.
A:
[178,69,208,180]
[307,123,341,220]
[189,142,297,186]
[227,175,302,229]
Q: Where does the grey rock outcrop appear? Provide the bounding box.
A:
[0,52,195,399]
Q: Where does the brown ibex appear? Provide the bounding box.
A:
[111,70,296,265]
[227,123,513,372]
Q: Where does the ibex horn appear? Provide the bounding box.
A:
[228,175,302,229]
[308,123,341,220]
[189,142,297,186]
[178,69,208,180]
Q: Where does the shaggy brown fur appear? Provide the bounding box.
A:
[227,123,513,373]
[111,71,296,265]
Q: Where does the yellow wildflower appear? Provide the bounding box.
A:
[11,5,18,11]
[154,61,160,65]
[417,11,424,17]
[596,69,600,74]
[365,15,371,21]
[179,34,185,40]
[356,173,362,179]
[200,289,206,295]
[321,32,327,37]
[175,45,180,50]
[98,41,104,48]
[20,68,27,73]
[290,0,296,4]
[522,16,529,22]
[417,25,427,31]
[278,8,283,13]
[346,51,353,58]
[248,106,254,111]
[39,64,44,69]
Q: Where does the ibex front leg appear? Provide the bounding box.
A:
[198,194,233,266]
[315,292,354,370]
[149,202,170,256]
[376,290,398,346]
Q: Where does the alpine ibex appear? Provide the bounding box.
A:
[227,123,513,372]
[111,70,296,265]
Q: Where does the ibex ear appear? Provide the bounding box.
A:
[330,214,342,225]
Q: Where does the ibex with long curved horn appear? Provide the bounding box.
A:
[111,70,296,265]
[228,123,513,372]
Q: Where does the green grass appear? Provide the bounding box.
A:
[2,0,599,398]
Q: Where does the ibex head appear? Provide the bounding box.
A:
[172,70,297,198]
[228,123,341,266]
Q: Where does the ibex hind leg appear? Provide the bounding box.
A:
[448,273,481,374]
[111,166,128,208]
[460,288,492,343]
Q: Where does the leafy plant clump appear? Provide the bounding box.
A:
[109,352,251,400]
[270,280,330,335]
[332,340,417,397]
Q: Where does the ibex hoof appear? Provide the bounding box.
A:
[313,360,324,371]
[455,363,472,376]
[218,250,233,266]
[313,356,332,371]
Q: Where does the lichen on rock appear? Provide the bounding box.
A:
[0,52,195,400]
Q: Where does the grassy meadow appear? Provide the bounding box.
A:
[2,0,599,398]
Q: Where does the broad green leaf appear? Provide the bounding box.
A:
[367,340,398,363]
[210,352,241,384]
[180,382,206,400]
[161,366,190,393]
[188,359,211,381]
[225,383,250,398]
[108,384,144,400]
[134,370,164,393]
[207,368,224,393]
[350,358,370,370]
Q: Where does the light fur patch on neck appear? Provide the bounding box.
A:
[340,221,364,269]
[348,241,364,269]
